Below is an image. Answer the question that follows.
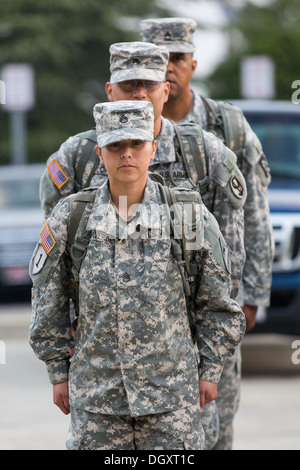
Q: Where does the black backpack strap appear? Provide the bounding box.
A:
[74,129,99,191]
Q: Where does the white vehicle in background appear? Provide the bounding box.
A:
[0,164,44,292]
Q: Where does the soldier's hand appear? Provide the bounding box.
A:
[199,379,218,409]
[243,304,258,332]
[53,381,70,415]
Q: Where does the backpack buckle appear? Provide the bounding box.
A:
[70,237,89,262]
[197,176,210,197]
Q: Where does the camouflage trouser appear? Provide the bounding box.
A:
[66,404,205,450]
[199,345,242,450]
[200,400,219,450]
[212,344,242,450]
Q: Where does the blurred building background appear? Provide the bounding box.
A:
[0,0,299,166]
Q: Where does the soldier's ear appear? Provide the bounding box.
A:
[191,59,197,76]
[105,82,113,101]
[163,80,170,103]
[96,145,103,163]
[150,140,157,160]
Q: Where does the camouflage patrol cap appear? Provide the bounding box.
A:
[93,100,154,148]
[109,41,169,84]
[139,18,197,53]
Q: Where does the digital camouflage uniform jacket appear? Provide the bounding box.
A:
[40,117,246,298]
[29,178,245,417]
[183,92,274,307]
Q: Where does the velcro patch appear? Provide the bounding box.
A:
[40,222,56,254]
[47,158,69,189]
[230,175,244,199]
[32,244,47,274]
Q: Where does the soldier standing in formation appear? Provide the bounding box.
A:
[139,17,274,449]
[29,100,245,450]
[40,41,247,308]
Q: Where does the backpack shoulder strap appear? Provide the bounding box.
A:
[67,188,97,326]
[74,129,99,191]
[68,190,96,245]
[148,171,166,186]
[201,96,246,159]
[170,120,210,202]
[157,183,200,298]
[218,101,246,159]
[67,188,96,276]
[157,183,201,342]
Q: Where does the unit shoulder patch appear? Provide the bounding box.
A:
[230,174,245,199]
[31,244,48,274]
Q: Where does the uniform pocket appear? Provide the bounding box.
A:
[182,405,205,451]
[79,237,114,308]
[66,409,89,450]
[66,423,81,450]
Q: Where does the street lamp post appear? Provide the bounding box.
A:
[0,63,35,165]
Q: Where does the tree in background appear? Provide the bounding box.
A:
[202,0,300,100]
[0,0,169,164]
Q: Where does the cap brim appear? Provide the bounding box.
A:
[97,128,154,148]
[110,68,165,84]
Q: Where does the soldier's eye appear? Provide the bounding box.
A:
[118,80,161,92]
[171,53,184,62]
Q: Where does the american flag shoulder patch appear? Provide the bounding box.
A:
[40,222,56,254]
[47,158,69,189]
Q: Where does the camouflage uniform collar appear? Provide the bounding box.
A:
[151,117,176,164]
[180,90,208,128]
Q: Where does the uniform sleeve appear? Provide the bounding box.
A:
[204,132,247,299]
[193,209,246,383]
[39,134,82,218]
[240,119,274,307]
[29,197,74,384]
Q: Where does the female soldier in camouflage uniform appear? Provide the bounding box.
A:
[29,100,245,450]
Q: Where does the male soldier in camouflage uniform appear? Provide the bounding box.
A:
[139,17,274,450]
[29,100,245,450]
[39,41,247,448]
